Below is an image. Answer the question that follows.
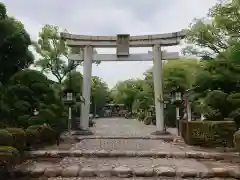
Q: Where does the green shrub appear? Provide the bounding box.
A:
[26,127,40,147]
[0,129,13,146]
[125,112,132,119]
[39,125,55,143]
[89,120,95,127]
[233,129,240,151]
[0,146,20,167]
[183,121,237,147]
[152,114,156,125]
[26,125,56,146]
[6,128,26,152]
[144,116,152,125]
[137,111,145,121]
[230,108,240,129]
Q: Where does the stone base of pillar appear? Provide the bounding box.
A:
[71,128,94,136]
[151,130,171,136]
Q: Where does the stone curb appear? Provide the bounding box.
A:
[10,166,240,178]
[75,136,174,141]
[25,150,240,160]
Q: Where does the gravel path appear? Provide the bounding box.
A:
[90,118,177,136]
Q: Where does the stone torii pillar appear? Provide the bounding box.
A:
[152,44,165,134]
[80,46,93,130]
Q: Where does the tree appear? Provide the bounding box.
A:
[0,2,34,84]
[33,24,78,84]
[2,69,64,128]
[91,76,110,115]
[63,72,110,116]
[182,0,240,59]
[112,79,145,111]
[63,71,83,94]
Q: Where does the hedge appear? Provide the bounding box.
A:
[6,128,26,152]
[182,121,237,147]
[0,146,20,169]
[0,129,13,146]
[26,125,56,147]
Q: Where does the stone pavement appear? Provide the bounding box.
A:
[11,118,240,179]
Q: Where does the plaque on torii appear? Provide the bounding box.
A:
[116,34,130,57]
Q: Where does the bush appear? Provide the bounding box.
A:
[26,127,40,147]
[125,112,132,119]
[137,111,145,121]
[0,129,13,146]
[143,116,152,125]
[182,121,237,147]
[230,108,240,129]
[6,128,26,152]
[0,146,20,168]
[39,125,55,143]
[26,125,56,147]
[152,114,156,125]
[89,120,95,127]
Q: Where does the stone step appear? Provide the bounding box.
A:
[26,150,240,161]
[11,157,240,178]
[45,178,239,180]
[75,136,174,141]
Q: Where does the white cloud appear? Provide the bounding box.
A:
[2,0,218,88]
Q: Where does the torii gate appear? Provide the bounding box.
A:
[61,31,185,135]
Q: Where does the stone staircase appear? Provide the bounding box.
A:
[10,136,240,179]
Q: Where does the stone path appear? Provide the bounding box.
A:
[11,118,240,179]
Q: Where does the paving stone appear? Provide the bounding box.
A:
[133,167,154,177]
[78,167,96,177]
[44,167,62,177]
[211,167,230,177]
[29,167,45,177]
[61,166,80,177]
[176,167,198,177]
[114,165,132,178]
[94,167,113,177]
[154,166,176,176]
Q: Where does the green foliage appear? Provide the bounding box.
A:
[0,146,20,167]
[6,128,26,152]
[143,116,152,125]
[26,125,56,147]
[137,111,145,122]
[0,129,13,146]
[89,120,95,127]
[183,121,237,147]
[230,108,240,129]
[63,73,110,117]
[91,76,110,114]
[1,69,63,128]
[33,24,78,84]
[0,2,34,84]
[203,90,229,120]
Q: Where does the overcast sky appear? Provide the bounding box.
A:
[3,0,218,88]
